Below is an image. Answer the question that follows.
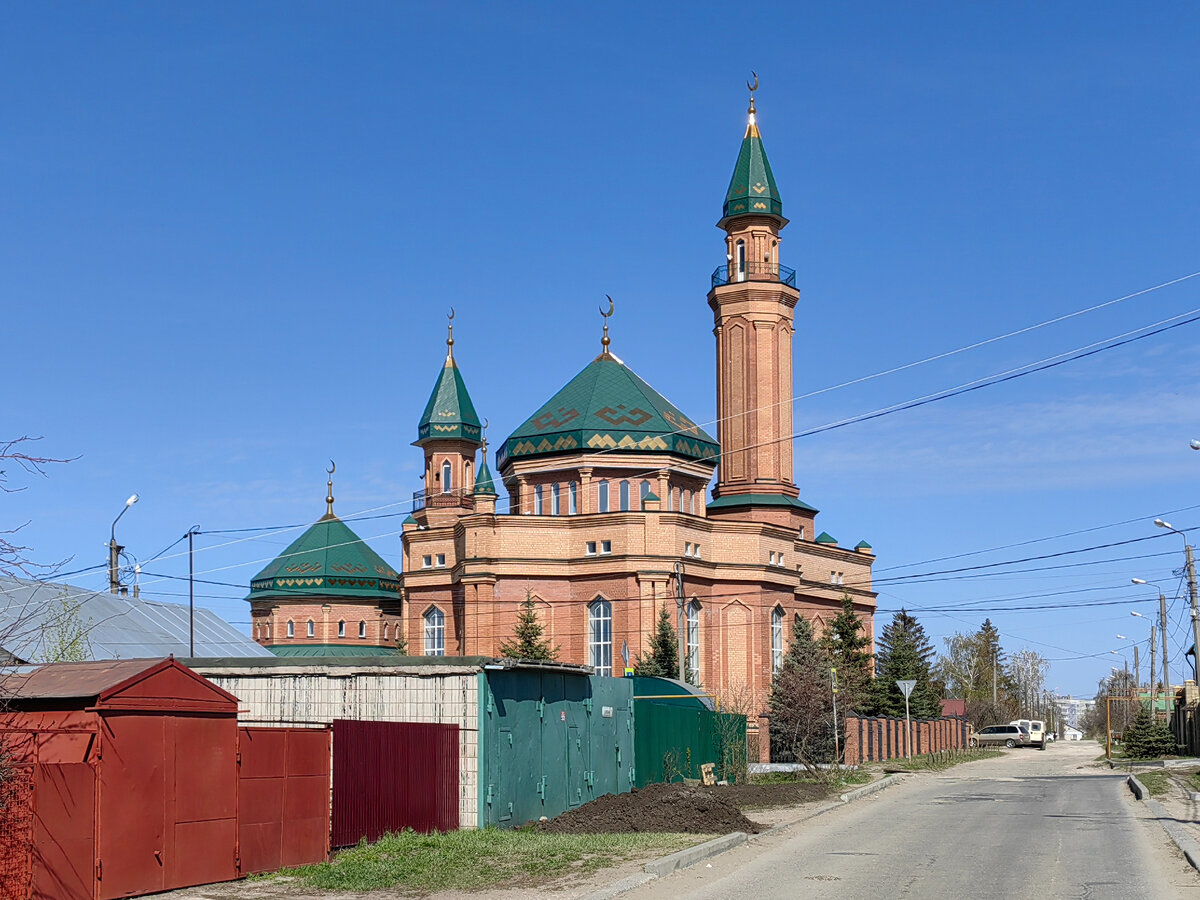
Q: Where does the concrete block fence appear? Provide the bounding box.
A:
[843,713,969,765]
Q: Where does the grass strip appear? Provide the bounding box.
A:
[276,828,701,893]
[881,748,1003,773]
[749,771,870,787]
[1137,771,1170,797]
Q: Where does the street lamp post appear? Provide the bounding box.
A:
[1153,519,1200,682]
[1131,610,1158,717]
[1133,579,1171,710]
[108,494,139,594]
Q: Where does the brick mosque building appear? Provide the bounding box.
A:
[247,88,877,717]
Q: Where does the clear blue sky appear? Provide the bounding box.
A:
[5,3,1199,697]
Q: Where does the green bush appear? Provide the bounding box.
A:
[1121,705,1179,759]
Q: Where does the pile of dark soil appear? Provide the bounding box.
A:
[716,780,830,808]
[537,782,768,835]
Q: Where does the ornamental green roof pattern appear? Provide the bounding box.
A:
[269,644,403,658]
[416,358,482,446]
[497,354,719,469]
[474,455,497,495]
[247,514,401,603]
[722,121,782,222]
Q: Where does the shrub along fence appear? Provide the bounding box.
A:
[843,714,969,765]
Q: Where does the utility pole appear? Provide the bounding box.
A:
[1161,592,1171,711]
[831,667,840,764]
[992,647,998,707]
[1187,543,1200,683]
[1150,624,1158,717]
[188,526,201,657]
[674,561,686,683]
[1133,644,1140,692]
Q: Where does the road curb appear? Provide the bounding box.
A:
[581,773,906,899]
[1127,774,1200,873]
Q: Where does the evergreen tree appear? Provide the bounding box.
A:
[820,593,873,714]
[1122,703,1179,759]
[866,609,941,718]
[634,606,679,678]
[499,591,559,660]
[769,614,835,769]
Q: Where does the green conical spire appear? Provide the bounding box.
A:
[415,314,483,447]
[721,92,783,224]
[474,447,497,496]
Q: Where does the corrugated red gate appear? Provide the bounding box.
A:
[238,727,331,874]
[331,720,458,847]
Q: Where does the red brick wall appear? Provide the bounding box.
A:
[842,714,968,766]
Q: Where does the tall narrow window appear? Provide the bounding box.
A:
[306,619,315,638]
[619,480,630,511]
[598,481,610,513]
[442,461,453,494]
[569,482,578,515]
[771,607,784,674]
[640,480,652,508]
[686,600,701,682]
[588,598,613,676]
[534,485,544,515]
[286,620,294,638]
[359,620,366,639]
[736,239,746,281]
[551,483,561,515]
[265,622,271,640]
[337,620,346,638]
[690,491,696,515]
[667,488,674,511]
[424,608,445,656]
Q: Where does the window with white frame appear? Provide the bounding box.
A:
[422,555,432,568]
[771,607,784,674]
[286,620,294,638]
[667,488,674,511]
[441,460,452,494]
[265,622,270,639]
[588,598,613,676]
[534,485,544,515]
[306,619,315,638]
[551,483,561,515]
[619,480,630,511]
[600,540,612,555]
[586,541,597,556]
[338,620,346,638]
[424,607,445,656]
[359,620,366,639]
[598,481,610,513]
[686,600,701,682]
[640,480,651,508]
[569,482,578,515]
[436,553,446,568]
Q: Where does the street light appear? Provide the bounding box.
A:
[1190,439,1200,451]
[108,493,139,594]
[1133,578,1170,715]
[1153,520,1200,681]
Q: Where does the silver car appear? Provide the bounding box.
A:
[970,724,1029,749]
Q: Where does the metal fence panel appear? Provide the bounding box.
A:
[633,701,746,787]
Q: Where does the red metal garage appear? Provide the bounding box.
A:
[0,658,330,900]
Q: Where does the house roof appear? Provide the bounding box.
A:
[247,513,401,603]
[0,575,271,663]
[498,354,718,470]
[0,657,238,710]
[268,643,403,658]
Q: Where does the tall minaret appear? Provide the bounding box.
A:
[707,79,804,527]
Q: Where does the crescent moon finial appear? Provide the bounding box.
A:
[325,460,336,516]
[747,71,758,93]
[446,308,456,360]
[599,295,614,355]
[327,460,336,476]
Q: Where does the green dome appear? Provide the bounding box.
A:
[497,354,718,469]
[247,514,401,603]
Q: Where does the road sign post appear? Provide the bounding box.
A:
[897,680,917,760]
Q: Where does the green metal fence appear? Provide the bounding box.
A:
[633,700,746,787]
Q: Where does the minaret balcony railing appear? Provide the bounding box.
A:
[711,262,796,289]
[412,488,472,512]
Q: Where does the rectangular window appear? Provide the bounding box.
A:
[534,485,544,515]
[693,544,700,559]
[422,555,432,569]
[685,543,693,557]
[359,621,366,639]
[667,488,674,511]
[600,540,612,555]
[771,608,784,674]
[569,482,578,515]
[831,571,837,584]
[768,552,776,565]
[337,621,346,638]
[306,620,314,638]
[424,609,445,656]
[586,541,597,556]
[551,483,560,515]
[619,480,630,511]
[598,481,610,513]
[686,602,700,682]
[777,553,784,567]
[799,526,805,540]
[436,553,446,567]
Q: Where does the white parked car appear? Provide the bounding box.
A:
[1011,719,1046,749]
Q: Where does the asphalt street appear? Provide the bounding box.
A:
[628,741,1200,900]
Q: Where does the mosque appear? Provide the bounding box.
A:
[245,87,877,728]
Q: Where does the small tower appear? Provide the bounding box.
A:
[473,431,499,515]
[708,79,808,528]
[414,311,483,526]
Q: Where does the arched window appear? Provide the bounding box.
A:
[771,607,784,674]
[667,487,674,511]
[358,620,366,639]
[686,600,701,682]
[442,461,453,494]
[382,623,389,641]
[690,491,696,515]
[534,485,544,515]
[265,622,271,640]
[640,480,652,508]
[306,619,315,638]
[569,482,578,515]
[588,598,613,676]
[619,480,630,511]
[424,608,445,656]
[286,620,294,638]
[337,620,346,638]
[551,483,561,515]
[598,481,610,513]
[736,239,746,281]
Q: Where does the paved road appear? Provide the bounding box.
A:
[629,741,1200,900]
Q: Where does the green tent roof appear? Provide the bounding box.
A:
[269,644,403,658]
[497,354,718,469]
[721,110,782,224]
[855,540,872,550]
[474,453,497,495]
[416,355,482,446]
[815,531,838,545]
[707,493,818,513]
[247,514,401,603]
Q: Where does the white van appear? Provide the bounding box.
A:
[1011,719,1046,749]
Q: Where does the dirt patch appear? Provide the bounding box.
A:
[536,782,768,835]
[716,780,831,808]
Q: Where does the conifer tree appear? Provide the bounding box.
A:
[769,614,835,770]
[634,606,679,678]
[499,590,559,661]
[866,608,941,718]
[1121,704,1179,759]
[820,592,873,714]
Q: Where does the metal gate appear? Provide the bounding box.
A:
[331,720,458,847]
[238,727,331,874]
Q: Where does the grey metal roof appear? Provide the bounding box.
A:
[0,576,271,664]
